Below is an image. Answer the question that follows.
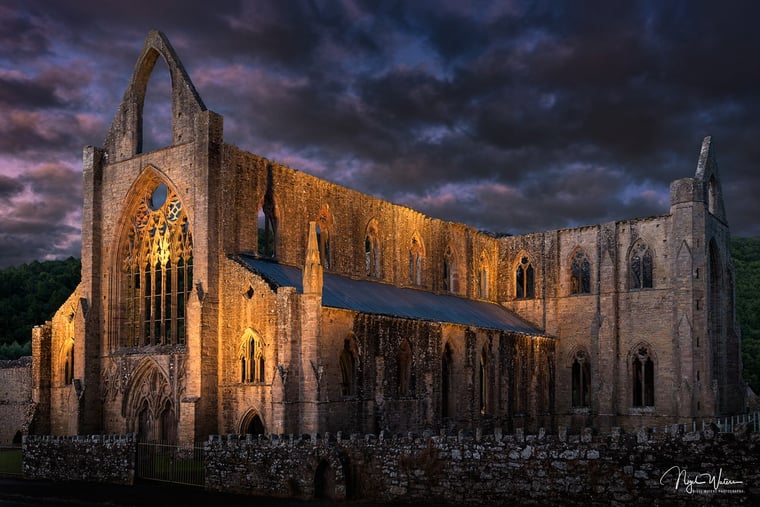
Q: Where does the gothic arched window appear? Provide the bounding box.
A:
[632,346,655,407]
[120,180,192,347]
[443,246,456,293]
[409,233,424,286]
[570,249,591,294]
[240,329,266,384]
[571,349,590,408]
[630,241,653,289]
[516,256,535,299]
[258,208,276,258]
[478,253,489,299]
[62,339,74,386]
[365,219,381,278]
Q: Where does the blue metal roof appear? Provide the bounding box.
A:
[234,254,544,335]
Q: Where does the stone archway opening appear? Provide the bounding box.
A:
[314,460,336,500]
[240,410,266,436]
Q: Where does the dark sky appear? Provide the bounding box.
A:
[1,0,759,268]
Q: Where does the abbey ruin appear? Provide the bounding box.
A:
[4,31,744,447]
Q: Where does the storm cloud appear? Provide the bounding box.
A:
[1,0,758,268]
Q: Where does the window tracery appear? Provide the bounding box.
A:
[120,181,192,347]
[516,256,535,299]
[630,241,653,289]
[240,329,266,384]
[570,249,591,294]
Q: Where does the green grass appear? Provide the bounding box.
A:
[0,448,22,475]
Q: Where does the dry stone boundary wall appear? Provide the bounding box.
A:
[23,427,760,505]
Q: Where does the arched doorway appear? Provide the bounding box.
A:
[314,460,336,500]
[124,359,175,442]
[240,410,266,436]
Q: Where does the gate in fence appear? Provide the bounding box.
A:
[135,441,205,487]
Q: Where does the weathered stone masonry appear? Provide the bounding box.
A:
[22,428,760,505]
[23,29,744,454]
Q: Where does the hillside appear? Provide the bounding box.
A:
[0,257,80,359]
[730,237,760,394]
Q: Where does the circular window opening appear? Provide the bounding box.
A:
[149,183,168,210]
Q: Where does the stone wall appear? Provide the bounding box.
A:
[0,357,34,445]
[205,427,759,505]
[22,434,136,485]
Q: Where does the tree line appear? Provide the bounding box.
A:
[0,257,80,359]
[1,245,758,395]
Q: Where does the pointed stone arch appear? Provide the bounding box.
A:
[568,246,591,295]
[59,337,75,386]
[478,251,491,299]
[257,165,279,258]
[239,328,267,384]
[240,408,267,436]
[628,239,654,289]
[113,167,193,349]
[567,345,591,408]
[443,244,460,293]
[408,231,425,286]
[364,218,381,278]
[514,251,536,299]
[104,30,207,162]
[676,240,693,279]
[124,358,174,441]
[628,342,656,408]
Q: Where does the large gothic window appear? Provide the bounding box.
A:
[571,349,590,408]
[630,241,653,289]
[120,181,192,347]
[365,219,381,278]
[240,329,266,383]
[632,346,655,407]
[570,249,591,294]
[516,256,535,299]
